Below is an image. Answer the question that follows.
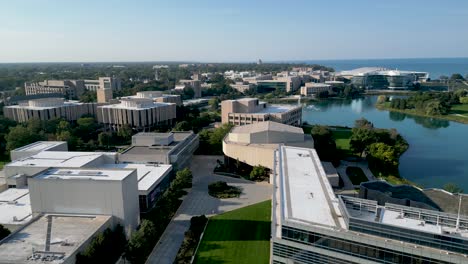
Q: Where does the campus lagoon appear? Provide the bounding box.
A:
[302,96,468,191]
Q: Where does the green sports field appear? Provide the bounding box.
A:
[194,200,271,264]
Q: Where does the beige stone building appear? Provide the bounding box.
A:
[230,82,255,93]
[84,77,121,92]
[96,98,176,131]
[300,82,332,96]
[131,91,182,106]
[221,98,302,126]
[3,97,101,123]
[179,79,202,98]
[222,121,314,169]
[25,80,85,98]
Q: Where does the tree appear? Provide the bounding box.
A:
[76,225,126,264]
[376,95,387,104]
[443,183,463,194]
[5,125,45,151]
[460,97,468,104]
[124,220,158,264]
[173,121,191,131]
[350,127,377,155]
[0,224,10,240]
[209,97,220,111]
[310,125,337,161]
[368,142,399,168]
[98,132,112,148]
[56,120,71,134]
[450,73,465,81]
[117,124,133,142]
[354,118,374,129]
[250,165,267,181]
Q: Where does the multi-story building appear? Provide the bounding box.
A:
[123,91,182,106]
[84,77,121,92]
[119,131,199,170]
[25,80,85,98]
[221,98,302,126]
[338,67,429,89]
[230,82,255,93]
[300,83,333,96]
[222,121,314,170]
[256,76,301,93]
[179,79,202,98]
[96,98,176,131]
[272,145,468,264]
[3,97,101,123]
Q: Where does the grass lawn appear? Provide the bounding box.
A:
[450,104,468,118]
[194,200,271,264]
[346,166,368,185]
[332,129,357,158]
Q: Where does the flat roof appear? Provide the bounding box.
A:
[5,101,87,110]
[12,141,65,153]
[0,188,32,226]
[0,214,111,264]
[102,163,172,192]
[98,101,172,110]
[34,168,133,181]
[279,146,344,229]
[6,151,116,169]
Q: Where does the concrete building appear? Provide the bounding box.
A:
[10,141,68,161]
[102,163,172,212]
[0,188,32,230]
[0,214,112,264]
[272,145,468,264]
[24,80,85,99]
[29,167,140,235]
[255,76,302,93]
[96,98,176,131]
[230,82,255,93]
[300,82,333,96]
[84,77,121,92]
[3,98,101,123]
[179,79,202,98]
[221,98,302,126]
[223,121,314,169]
[124,91,182,106]
[119,132,199,170]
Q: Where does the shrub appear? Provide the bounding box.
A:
[208,181,241,198]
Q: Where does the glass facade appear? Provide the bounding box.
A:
[277,226,454,264]
[349,218,468,255]
[257,82,286,92]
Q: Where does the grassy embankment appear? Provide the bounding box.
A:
[376,102,468,125]
[194,200,271,264]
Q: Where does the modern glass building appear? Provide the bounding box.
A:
[272,146,468,264]
[340,67,429,90]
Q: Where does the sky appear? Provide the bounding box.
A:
[1,0,468,62]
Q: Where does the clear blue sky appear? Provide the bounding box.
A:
[1,0,468,62]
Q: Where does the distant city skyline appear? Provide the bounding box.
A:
[1,0,468,63]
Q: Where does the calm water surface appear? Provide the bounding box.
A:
[302,96,468,190]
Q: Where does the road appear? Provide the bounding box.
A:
[145,155,272,264]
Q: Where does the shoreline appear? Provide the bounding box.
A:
[375,103,468,125]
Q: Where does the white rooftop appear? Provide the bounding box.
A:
[0,214,111,264]
[34,168,133,181]
[230,121,303,134]
[0,188,31,226]
[6,151,116,169]
[279,146,344,229]
[12,141,65,153]
[98,100,173,110]
[102,163,172,193]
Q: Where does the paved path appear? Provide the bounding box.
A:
[145,155,272,264]
[337,160,377,190]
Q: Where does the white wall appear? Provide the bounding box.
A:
[28,172,140,236]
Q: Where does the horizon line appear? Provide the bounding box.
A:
[0,56,467,64]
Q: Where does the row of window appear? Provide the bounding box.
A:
[273,242,357,264]
[280,226,454,264]
[349,218,468,255]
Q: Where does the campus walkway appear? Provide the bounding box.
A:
[145,155,272,264]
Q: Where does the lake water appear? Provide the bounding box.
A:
[302,96,468,191]
[300,58,468,79]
